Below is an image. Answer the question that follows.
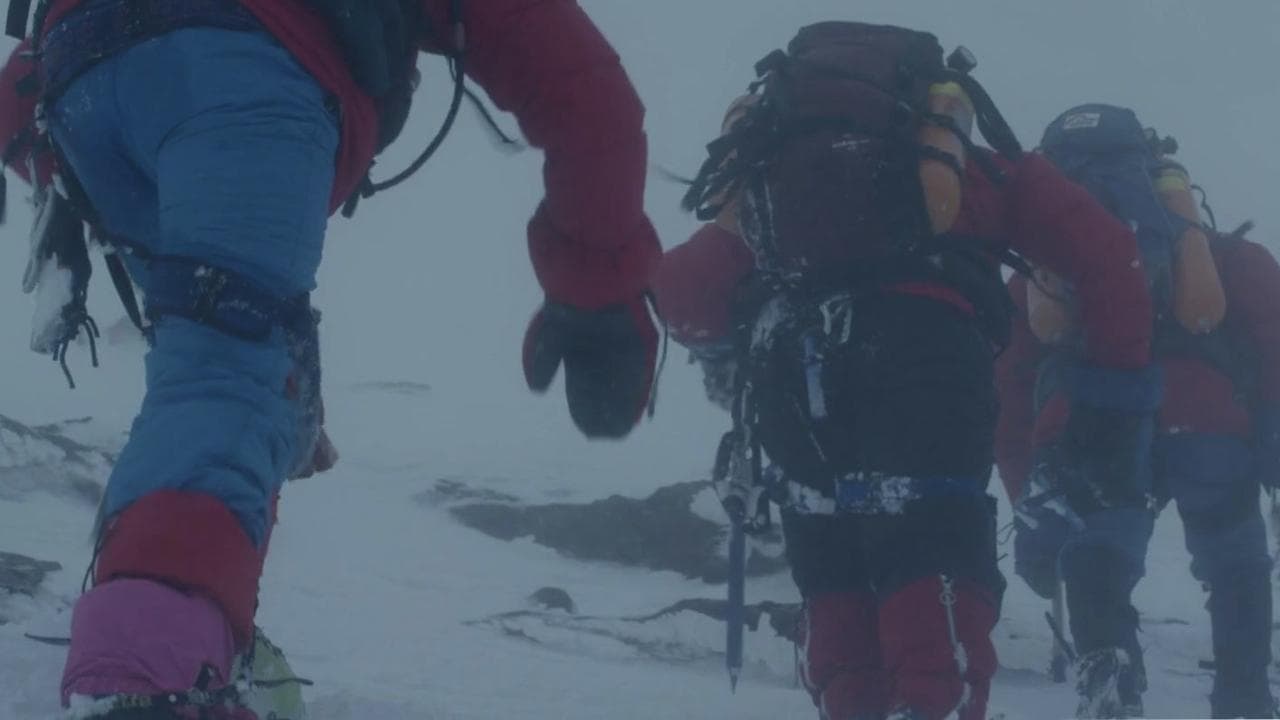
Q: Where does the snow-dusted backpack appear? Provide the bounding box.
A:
[681,22,1026,348]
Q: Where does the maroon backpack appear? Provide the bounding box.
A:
[683,22,1022,282]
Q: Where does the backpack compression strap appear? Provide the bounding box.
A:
[681,43,1027,222]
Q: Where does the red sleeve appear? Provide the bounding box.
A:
[1218,238,1280,406]
[423,0,660,309]
[1005,153,1152,369]
[994,273,1042,503]
[653,223,755,348]
[0,39,48,185]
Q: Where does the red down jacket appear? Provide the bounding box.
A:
[995,232,1280,502]
[655,151,1154,370]
[0,0,659,310]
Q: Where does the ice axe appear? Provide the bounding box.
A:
[1049,578,1071,682]
[715,383,771,691]
[725,494,746,691]
[1045,579,1077,683]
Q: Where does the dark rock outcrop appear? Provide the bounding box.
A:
[0,415,111,505]
[0,551,61,597]
[446,480,788,582]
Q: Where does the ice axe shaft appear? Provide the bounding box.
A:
[1050,579,1069,682]
[726,500,745,691]
[1045,610,1076,662]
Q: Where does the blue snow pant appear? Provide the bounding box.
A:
[47,26,338,545]
[1013,445,1155,686]
[1153,434,1274,717]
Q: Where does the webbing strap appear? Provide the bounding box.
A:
[782,474,985,516]
[103,251,146,336]
[145,257,308,343]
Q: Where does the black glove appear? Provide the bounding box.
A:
[523,297,658,439]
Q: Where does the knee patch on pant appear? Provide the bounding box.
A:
[880,575,997,720]
[95,490,265,649]
[800,591,887,719]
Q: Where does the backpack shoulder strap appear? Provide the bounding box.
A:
[946,69,1023,162]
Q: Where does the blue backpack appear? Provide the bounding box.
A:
[1039,103,1192,319]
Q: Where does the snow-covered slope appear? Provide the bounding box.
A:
[0,380,1248,719]
[1,1,1278,718]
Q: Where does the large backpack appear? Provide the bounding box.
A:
[1038,104,1185,321]
[1031,104,1227,343]
[683,22,1023,277]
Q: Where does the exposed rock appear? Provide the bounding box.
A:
[449,481,788,582]
[0,551,61,606]
[527,586,575,614]
[0,415,111,505]
[414,477,521,507]
[467,595,801,677]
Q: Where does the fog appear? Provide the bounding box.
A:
[0,1,1277,717]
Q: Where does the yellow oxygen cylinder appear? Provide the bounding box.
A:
[1026,268,1078,345]
[1153,161,1226,333]
[712,95,759,235]
[919,81,974,234]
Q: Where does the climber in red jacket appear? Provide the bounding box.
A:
[0,1,659,716]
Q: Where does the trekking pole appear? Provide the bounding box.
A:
[1050,578,1069,682]
[725,496,746,691]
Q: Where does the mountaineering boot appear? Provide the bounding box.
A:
[61,578,254,719]
[62,491,269,718]
[1075,647,1144,719]
[1061,542,1147,718]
